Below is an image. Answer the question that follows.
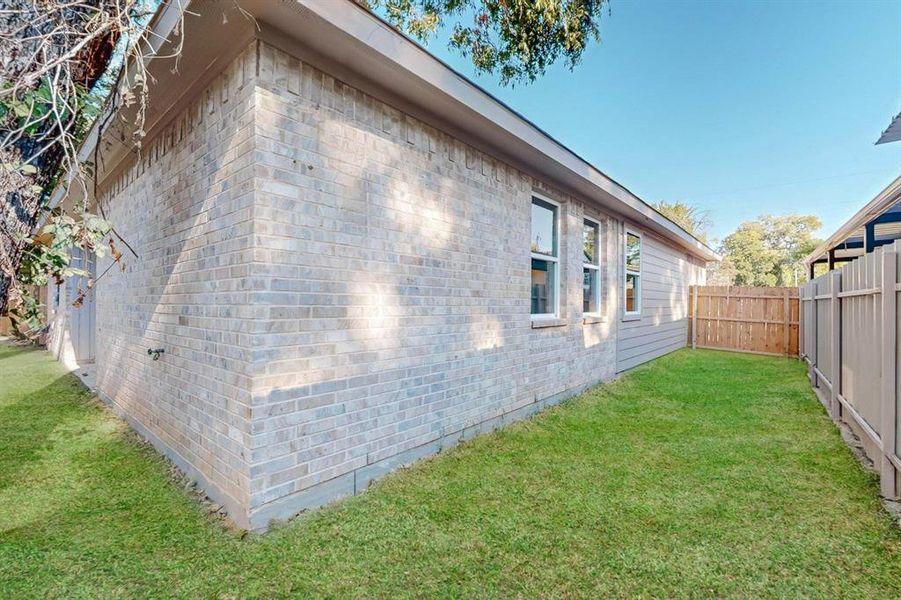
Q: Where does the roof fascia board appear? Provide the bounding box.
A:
[281,0,717,262]
[49,0,718,262]
[259,24,698,260]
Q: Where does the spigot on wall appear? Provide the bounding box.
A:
[147,348,165,361]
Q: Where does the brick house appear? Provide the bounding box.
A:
[49,0,717,530]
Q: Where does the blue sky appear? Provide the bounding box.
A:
[419,0,901,243]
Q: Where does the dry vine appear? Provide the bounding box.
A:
[0,0,186,336]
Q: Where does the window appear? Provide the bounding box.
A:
[624,230,641,316]
[531,197,559,317]
[583,218,601,315]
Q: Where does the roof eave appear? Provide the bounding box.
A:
[284,0,717,261]
[47,0,191,212]
[52,0,719,263]
[805,175,901,265]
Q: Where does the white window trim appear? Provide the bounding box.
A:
[531,193,561,320]
[582,216,602,317]
[624,227,642,318]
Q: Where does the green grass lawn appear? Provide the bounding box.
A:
[1,344,899,598]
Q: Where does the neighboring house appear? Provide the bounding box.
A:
[805,176,901,276]
[48,0,716,530]
[805,111,901,276]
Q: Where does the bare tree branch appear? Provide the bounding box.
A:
[0,0,185,328]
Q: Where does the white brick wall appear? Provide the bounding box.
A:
[245,43,621,526]
[93,44,259,527]
[82,39,702,529]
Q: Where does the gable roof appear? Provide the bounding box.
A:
[57,0,719,262]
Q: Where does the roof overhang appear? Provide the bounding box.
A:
[805,175,901,265]
[55,0,719,262]
[877,112,901,145]
[49,0,192,211]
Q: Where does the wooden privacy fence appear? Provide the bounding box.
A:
[689,286,799,356]
[800,243,901,499]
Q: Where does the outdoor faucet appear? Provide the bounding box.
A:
[147,348,165,361]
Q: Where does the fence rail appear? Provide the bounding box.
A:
[689,286,799,356]
[800,243,900,499]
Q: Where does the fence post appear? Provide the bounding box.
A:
[880,250,897,498]
[692,286,698,350]
[783,288,791,357]
[808,282,818,388]
[799,286,805,360]
[830,271,841,420]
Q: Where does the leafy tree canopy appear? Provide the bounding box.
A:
[652,200,712,243]
[719,214,822,286]
[361,0,609,85]
[0,0,160,334]
[650,201,822,286]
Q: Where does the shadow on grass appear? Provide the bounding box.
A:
[1,347,900,598]
[0,374,91,491]
[0,342,43,361]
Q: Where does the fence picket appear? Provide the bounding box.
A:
[783,289,791,357]
[809,282,818,388]
[881,250,897,498]
[689,286,799,356]
[830,271,841,419]
[692,286,699,350]
[800,250,900,500]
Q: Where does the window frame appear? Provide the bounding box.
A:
[582,216,602,317]
[624,227,642,318]
[530,193,561,320]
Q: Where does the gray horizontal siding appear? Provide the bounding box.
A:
[616,227,706,372]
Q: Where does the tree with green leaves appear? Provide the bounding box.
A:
[0,0,163,335]
[719,214,822,286]
[362,0,610,85]
[651,200,712,243]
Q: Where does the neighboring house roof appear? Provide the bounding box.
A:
[56,0,719,262]
[805,175,901,266]
[877,111,901,145]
